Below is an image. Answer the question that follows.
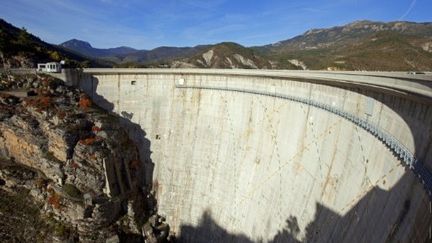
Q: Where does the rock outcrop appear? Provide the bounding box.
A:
[0,72,171,242]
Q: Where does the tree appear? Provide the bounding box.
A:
[49,51,61,61]
[17,27,31,46]
[80,60,91,68]
[0,29,11,53]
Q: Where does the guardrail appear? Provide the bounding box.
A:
[0,68,37,75]
[176,84,432,198]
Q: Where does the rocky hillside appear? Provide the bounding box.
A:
[62,20,432,70]
[61,39,209,66]
[0,72,172,242]
[256,20,432,70]
[117,46,210,66]
[0,19,108,68]
[61,40,284,69]
[171,42,276,69]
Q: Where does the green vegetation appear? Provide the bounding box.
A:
[0,18,110,68]
[258,21,432,71]
[185,42,273,68]
[44,213,73,239]
[0,188,73,241]
[43,151,62,163]
[110,21,432,70]
[3,18,432,70]
[17,27,32,48]
[62,183,83,199]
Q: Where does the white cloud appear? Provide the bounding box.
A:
[399,0,417,20]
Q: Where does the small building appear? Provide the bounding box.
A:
[37,62,62,73]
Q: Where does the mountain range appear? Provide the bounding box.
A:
[256,20,432,70]
[60,20,432,71]
[2,18,432,70]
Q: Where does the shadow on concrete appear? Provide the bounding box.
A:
[177,173,431,243]
[363,88,432,169]
[86,76,157,242]
[87,76,155,189]
[82,74,432,242]
[306,81,432,172]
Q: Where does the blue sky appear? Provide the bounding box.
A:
[1,0,431,49]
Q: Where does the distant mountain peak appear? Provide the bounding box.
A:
[60,39,139,58]
[346,19,376,26]
[304,20,378,35]
[61,39,93,49]
[116,46,136,50]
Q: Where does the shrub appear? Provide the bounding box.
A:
[16,27,31,47]
[24,95,52,111]
[89,153,97,160]
[41,78,50,87]
[70,161,80,169]
[79,94,92,109]
[47,192,61,209]
[129,160,140,170]
[79,136,96,145]
[57,110,67,119]
[91,126,102,132]
[34,177,48,189]
[62,183,83,199]
[53,222,67,237]
[39,96,51,107]
[49,51,61,61]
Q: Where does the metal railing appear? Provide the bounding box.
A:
[176,84,432,198]
[0,68,37,75]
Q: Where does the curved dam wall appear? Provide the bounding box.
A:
[73,69,432,242]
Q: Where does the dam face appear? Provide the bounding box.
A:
[73,69,432,242]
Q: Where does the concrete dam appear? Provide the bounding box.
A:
[67,69,432,242]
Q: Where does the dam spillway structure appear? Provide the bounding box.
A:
[67,69,432,242]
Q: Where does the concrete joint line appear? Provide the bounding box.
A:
[176,84,432,199]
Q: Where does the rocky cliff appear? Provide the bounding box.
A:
[0,72,171,242]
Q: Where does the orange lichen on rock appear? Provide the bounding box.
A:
[79,94,92,109]
[79,136,96,145]
[39,96,51,107]
[57,110,67,119]
[89,153,97,160]
[129,160,141,170]
[25,95,53,111]
[48,192,61,209]
[41,78,50,87]
[70,161,80,169]
[91,126,102,133]
[35,177,48,189]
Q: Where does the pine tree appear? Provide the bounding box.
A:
[17,27,31,46]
